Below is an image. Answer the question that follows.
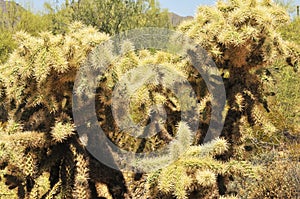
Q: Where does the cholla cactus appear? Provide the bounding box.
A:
[0,22,111,198]
[175,1,300,197]
[135,122,259,199]
[50,121,75,143]
[179,0,291,68]
[0,20,199,198]
[0,21,109,118]
[70,144,90,199]
[0,1,298,198]
[178,0,299,158]
[92,41,204,154]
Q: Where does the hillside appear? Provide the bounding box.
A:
[169,12,193,27]
[0,0,23,12]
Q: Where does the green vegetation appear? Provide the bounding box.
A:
[0,0,299,198]
[0,0,170,62]
[0,1,51,63]
[69,0,171,34]
[280,17,300,45]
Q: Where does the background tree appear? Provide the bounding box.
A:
[69,0,171,35]
[43,1,73,34]
[271,14,300,131]
[280,17,300,45]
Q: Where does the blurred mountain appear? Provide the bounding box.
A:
[0,0,27,29]
[169,12,193,27]
[0,0,23,13]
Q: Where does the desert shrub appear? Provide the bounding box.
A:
[280,17,300,45]
[227,149,300,198]
[0,31,16,64]
[266,61,300,132]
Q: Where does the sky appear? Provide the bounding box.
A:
[13,0,215,16]
[158,0,215,16]
[13,0,300,17]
